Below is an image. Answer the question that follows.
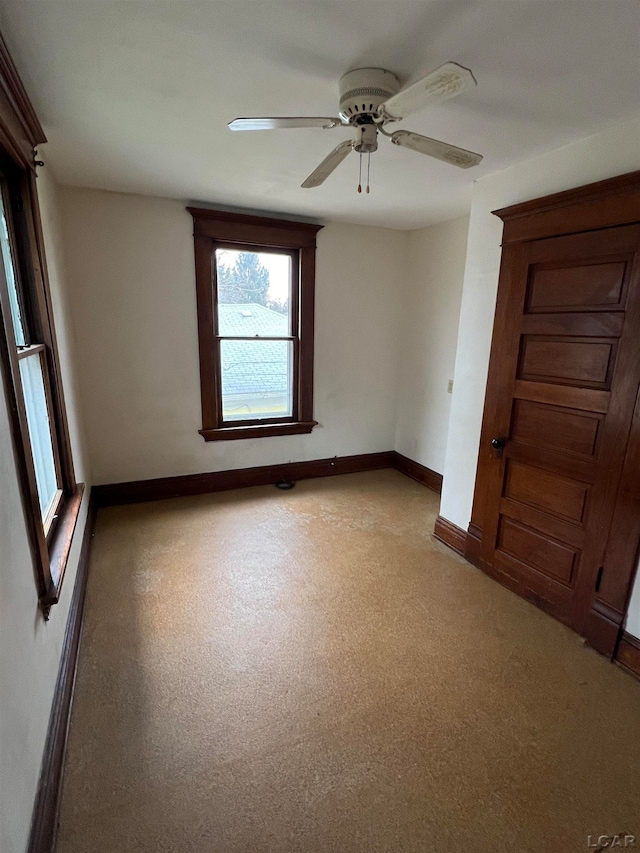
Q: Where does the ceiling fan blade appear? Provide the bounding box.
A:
[229,117,343,131]
[378,62,476,121]
[390,130,482,169]
[301,140,353,188]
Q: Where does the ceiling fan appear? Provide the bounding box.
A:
[229,63,483,191]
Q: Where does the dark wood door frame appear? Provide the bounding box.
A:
[466,170,640,658]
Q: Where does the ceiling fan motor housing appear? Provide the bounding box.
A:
[338,67,400,124]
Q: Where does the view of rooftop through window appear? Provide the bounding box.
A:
[215,249,294,421]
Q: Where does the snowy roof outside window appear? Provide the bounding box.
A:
[219,303,289,396]
[218,302,288,336]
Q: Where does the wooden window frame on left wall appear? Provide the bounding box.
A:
[0,33,83,617]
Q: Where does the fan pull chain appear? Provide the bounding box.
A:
[357,152,362,193]
[366,152,371,193]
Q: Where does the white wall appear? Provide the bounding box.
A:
[58,187,408,484]
[0,163,91,853]
[438,114,640,638]
[394,216,468,474]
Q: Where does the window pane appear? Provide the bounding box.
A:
[0,193,26,345]
[216,249,291,336]
[220,339,293,421]
[19,351,59,518]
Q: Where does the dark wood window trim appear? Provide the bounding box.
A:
[0,32,82,616]
[188,207,322,441]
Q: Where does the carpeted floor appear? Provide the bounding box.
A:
[57,470,640,853]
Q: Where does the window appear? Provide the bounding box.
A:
[188,208,322,440]
[0,36,82,615]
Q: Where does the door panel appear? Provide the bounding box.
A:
[504,460,589,523]
[493,549,574,614]
[519,337,615,387]
[510,400,603,459]
[506,441,596,483]
[497,518,578,585]
[513,380,611,413]
[500,498,585,550]
[522,311,624,337]
[474,223,640,633]
[526,262,627,311]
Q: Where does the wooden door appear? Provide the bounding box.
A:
[472,223,640,634]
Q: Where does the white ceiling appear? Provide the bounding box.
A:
[1,0,639,229]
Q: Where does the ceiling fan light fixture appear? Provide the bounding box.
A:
[354,123,378,153]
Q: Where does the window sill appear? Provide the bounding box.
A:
[42,483,85,609]
[199,421,317,442]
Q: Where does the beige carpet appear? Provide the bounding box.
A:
[57,470,640,853]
